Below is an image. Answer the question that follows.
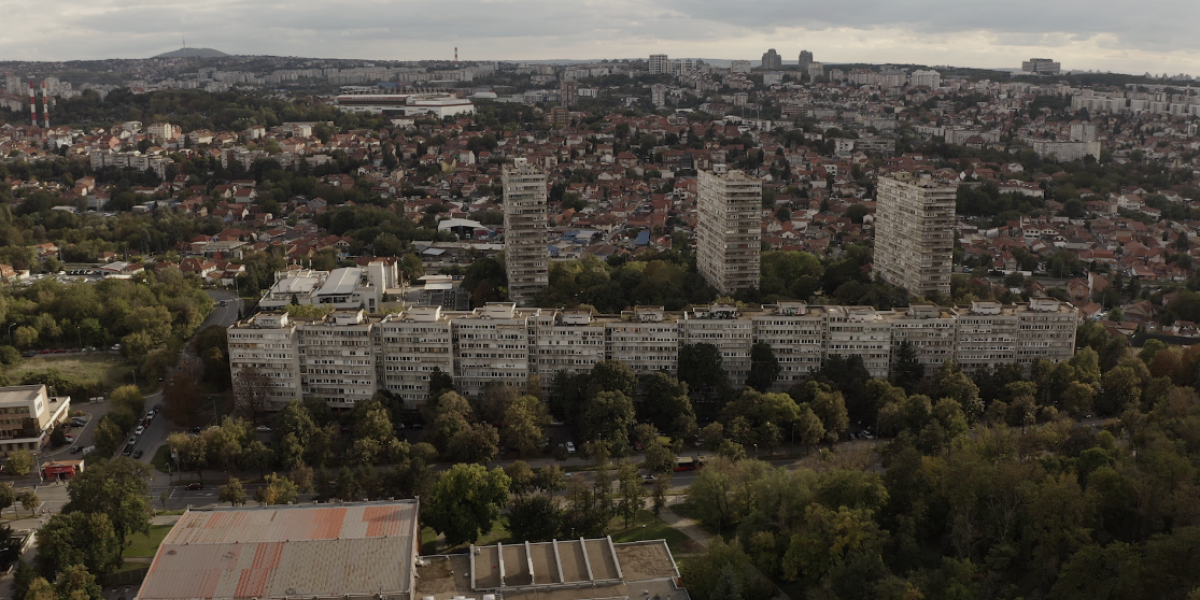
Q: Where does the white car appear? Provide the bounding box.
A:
[565,441,576,454]
[256,425,271,432]
[134,425,145,435]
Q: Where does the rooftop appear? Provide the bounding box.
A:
[136,501,419,600]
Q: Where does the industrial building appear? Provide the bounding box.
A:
[873,172,957,299]
[135,500,687,600]
[135,501,421,600]
[502,158,550,307]
[696,169,762,294]
[335,91,475,118]
[229,299,1077,409]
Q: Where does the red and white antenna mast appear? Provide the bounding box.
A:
[28,81,36,126]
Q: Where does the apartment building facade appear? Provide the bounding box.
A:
[230,300,1078,409]
[502,158,550,306]
[696,169,762,294]
[874,172,956,299]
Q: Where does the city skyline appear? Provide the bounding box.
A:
[0,0,1198,76]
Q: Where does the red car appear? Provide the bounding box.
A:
[185,483,203,491]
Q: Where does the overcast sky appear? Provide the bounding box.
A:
[2,0,1198,75]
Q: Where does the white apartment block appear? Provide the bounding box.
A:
[648,55,670,75]
[874,172,956,299]
[452,302,536,398]
[533,310,606,387]
[751,301,826,390]
[605,306,680,376]
[377,307,454,407]
[696,169,762,294]
[227,312,302,410]
[889,303,958,372]
[297,310,379,407]
[680,304,753,387]
[230,300,1078,409]
[825,306,894,379]
[502,158,550,307]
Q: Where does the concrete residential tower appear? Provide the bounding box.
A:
[697,169,762,294]
[874,171,956,298]
[502,158,549,306]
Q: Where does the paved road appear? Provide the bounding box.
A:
[130,289,242,467]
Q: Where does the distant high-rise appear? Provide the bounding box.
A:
[649,54,669,75]
[798,50,813,72]
[559,80,578,107]
[874,172,956,298]
[761,49,782,70]
[1022,58,1061,75]
[502,158,550,306]
[651,84,667,108]
[697,169,762,294]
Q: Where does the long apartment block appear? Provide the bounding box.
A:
[229,299,1078,410]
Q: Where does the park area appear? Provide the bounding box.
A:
[2,352,132,391]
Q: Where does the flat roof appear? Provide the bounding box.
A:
[316,268,363,297]
[0,385,43,407]
[136,501,418,600]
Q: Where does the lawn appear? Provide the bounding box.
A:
[609,510,701,556]
[150,444,174,473]
[123,524,174,557]
[3,353,132,389]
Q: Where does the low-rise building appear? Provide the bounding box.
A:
[0,384,72,457]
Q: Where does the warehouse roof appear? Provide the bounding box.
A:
[136,501,419,600]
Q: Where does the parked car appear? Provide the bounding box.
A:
[642,474,657,484]
[128,435,138,445]
[550,420,564,427]
[133,450,144,459]
[135,426,145,435]
[185,483,203,491]
[565,441,576,453]
[70,446,82,454]
[121,445,132,456]
[256,425,271,432]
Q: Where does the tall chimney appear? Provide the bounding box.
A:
[28,81,36,126]
[41,79,49,129]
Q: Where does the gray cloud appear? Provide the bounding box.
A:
[2,0,1198,74]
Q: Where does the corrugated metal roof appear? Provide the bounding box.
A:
[139,502,417,600]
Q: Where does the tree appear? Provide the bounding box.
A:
[55,564,103,600]
[502,395,550,457]
[35,512,123,580]
[679,343,731,402]
[10,560,36,600]
[892,341,925,392]
[680,538,775,600]
[581,391,636,449]
[272,399,316,469]
[639,372,697,439]
[588,360,636,398]
[504,461,536,496]
[616,462,645,528]
[536,464,567,493]
[259,473,299,505]
[447,423,500,464]
[424,464,511,546]
[163,372,204,427]
[93,418,126,457]
[61,458,151,547]
[807,383,850,442]
[652,474,672,520]
[17,489,38,517]
[745,342,781,392]
[5,450,33,476]
[0,483,14,516]
[507,495,563,542]
[24,577,55,600]
[233,366,274,422]
[219,479,247,506]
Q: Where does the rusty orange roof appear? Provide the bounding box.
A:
[136,501,418,600]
